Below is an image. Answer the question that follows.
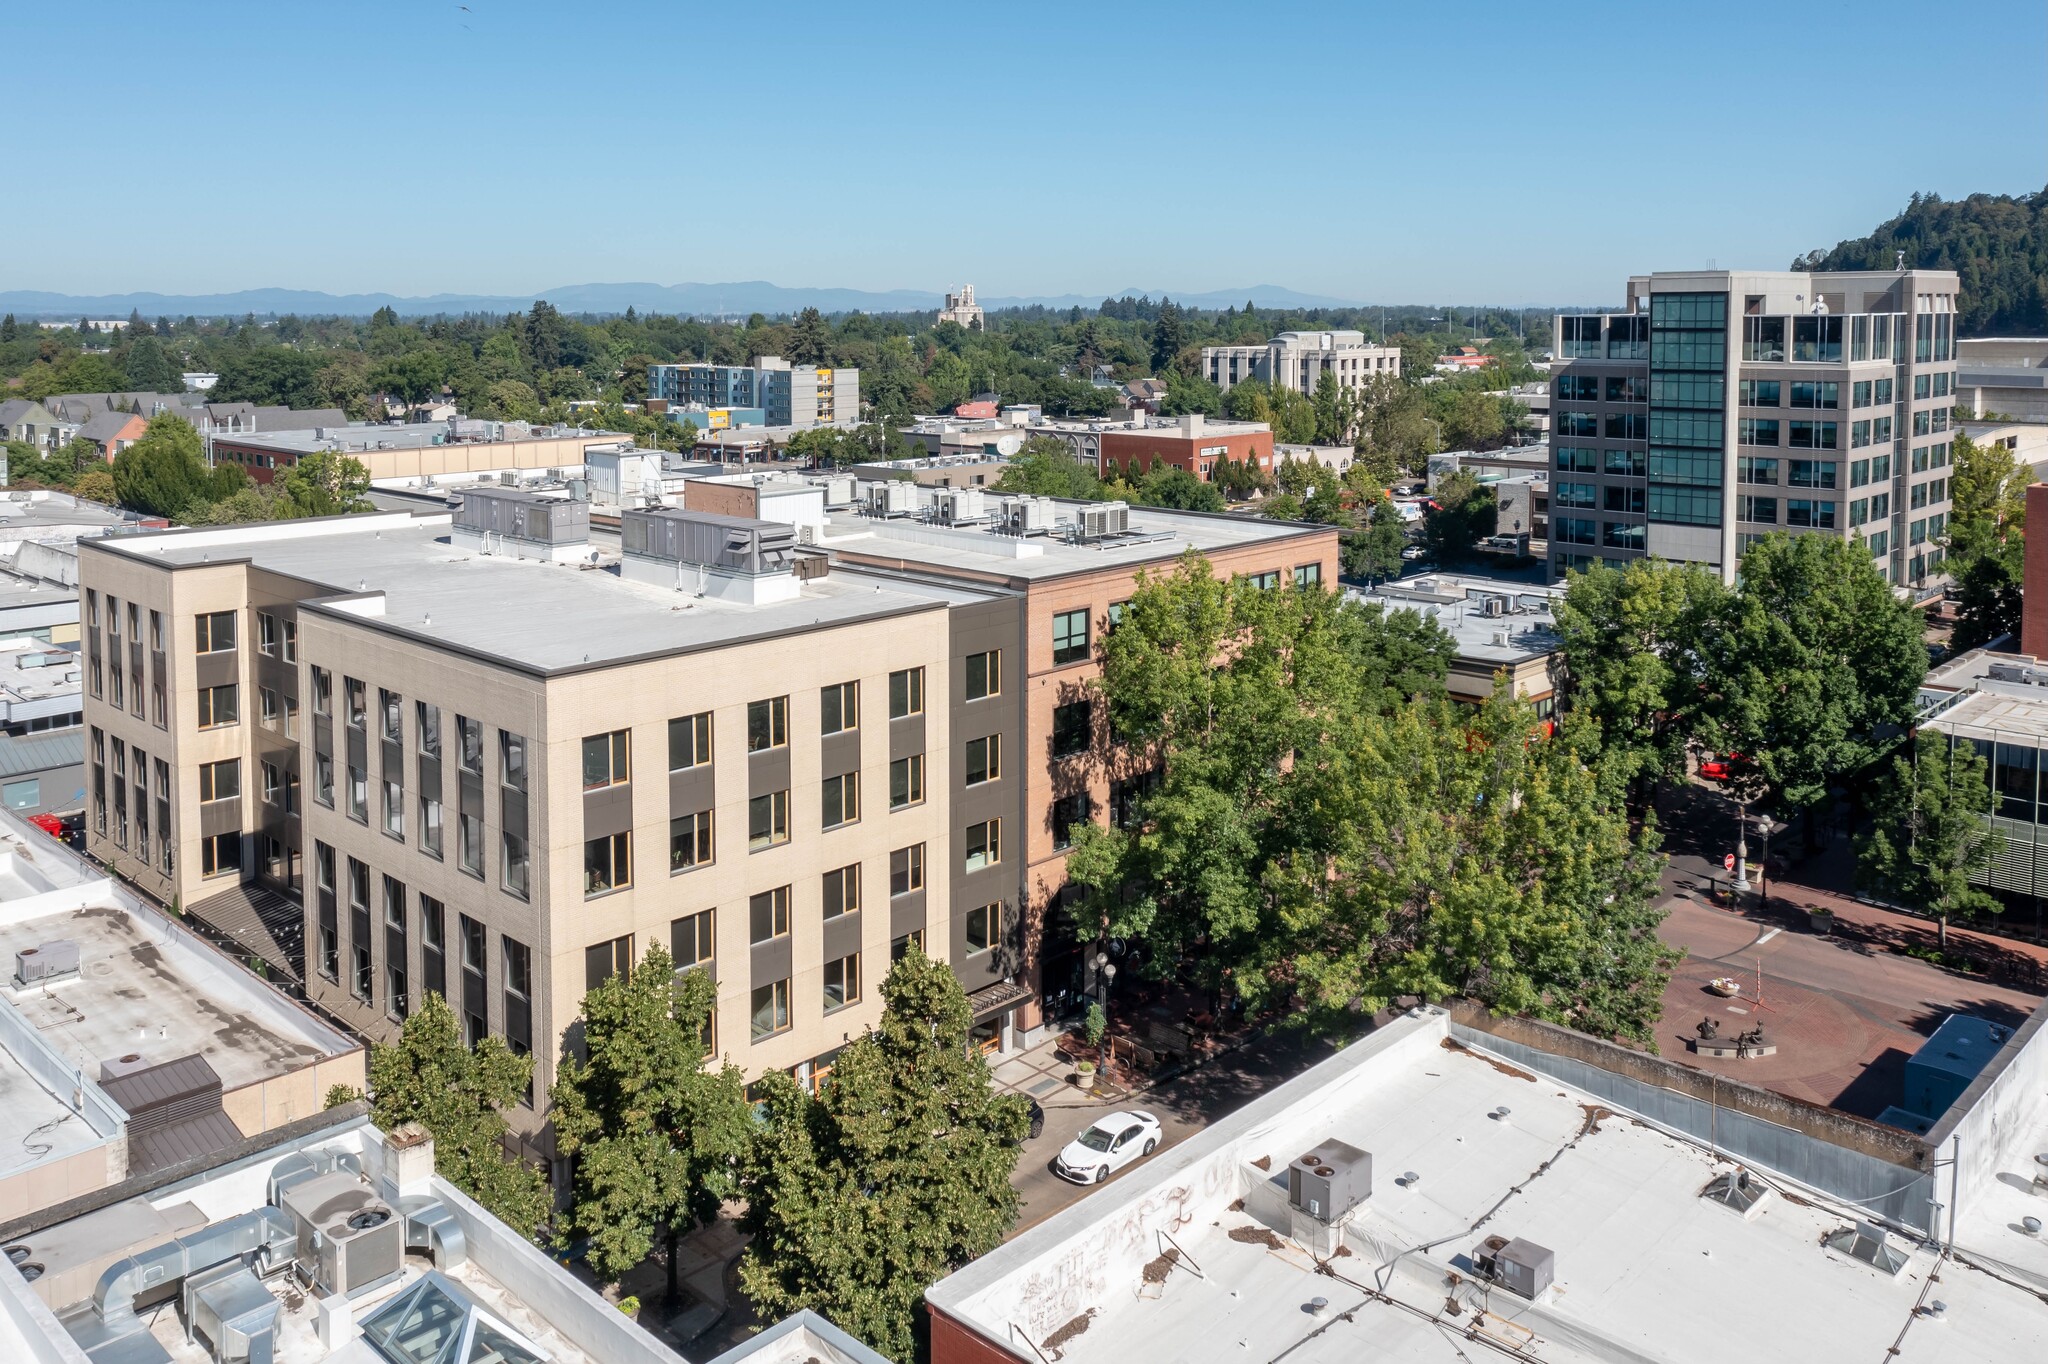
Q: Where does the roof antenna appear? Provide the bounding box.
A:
[1896,249,1906,271]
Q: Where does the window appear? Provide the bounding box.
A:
[1052,792,1092,850]
[1604,448,1646,477]
[1555,411,1598,437]
[413,702,441,759]
[315,844,338,981]
[1872,453,1892,482]
[502,829,530,899]
[1555,445,1597,473]
[1850,419,1872,448]
[1786,499,1837,529]
[966,903,997,954]
[889,667,925,717]
[823,953,860,1011]
[1788,421,1838,450]
[965,651,1000,700]
[965,735,1000,785]
[654,913,712,981]
[1737,457,1778,485]
[1875,377,1894,405]
[260,687,279,725]
[459,811,483,875]
[891,843,925,896]
[1554,481,1596,508]
[420,794,443,858]
[195,611,236,653]
[1604,375,1646,403]
[315,752,334,807]
[585,934,634,991]
[1738,418,1779,446]
[420,895,445,998]
[1788,460,1838,489]
[285,696,300,741]
[1051,609,1090,665]
[261,762,280,805]
[747,696,789,751]
[380,689,402,744]
[1051,700,1092,758]
[1852,380,1873,408]
[385,877,408,1021]
[197,684,238,729]
[750,886,791,943]
[748,790,790,849]
[892,931,925,963]
[1603,412,1647,440]
[1738,380,1780,407]
[1737,496,1777,525]
[345,677,365,729]
[202,831,238,878]
[257,613,277,655]
[1914,372,1932,401]
[312,667,332,717]
[1554,517,1596,546]
[1789,381,1839,409]
[821,681,859,734]
[1293,563,1322,588]
[822,771,860,828]
[751,979,791,1039]
[200,759,240,803]
[585,831,630,894]
[458,716,483,773]
[347,764,367,822]
[1849,498,1870,527]
[889,754,924,809]
[382,779,403,837]
[282,619,297,663]
[823,864,860,919]
[1555,375,1598,400]
[965,819,1001,872]
[1871,491,1891,519]
[499,731,527,791]
[669,712,712,770]
[672,810,713,870]
[582,730,629,789]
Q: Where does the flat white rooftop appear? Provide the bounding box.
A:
[929,1009,2048,1364]
[1348,572,1563,666]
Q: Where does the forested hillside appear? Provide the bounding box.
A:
[1795,187,2048,335]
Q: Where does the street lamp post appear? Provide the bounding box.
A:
[1734,799,1751,892]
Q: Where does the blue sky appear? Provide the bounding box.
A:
[15,0,2045,304]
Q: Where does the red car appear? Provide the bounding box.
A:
[1698,753,1749,782]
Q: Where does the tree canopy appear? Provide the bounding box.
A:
[1794,186,2048,335]
[1857,733,2003,948]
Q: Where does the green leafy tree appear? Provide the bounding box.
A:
[1945,432,2030,574]
[1341,496,1408,581]
[1857,734,2003,949]
[122,335,184,393]
[73,468,117,505]
[1159,369,1222,416]
[1134,463,1226,512]
[280,450,373,517]
[787,306,830,365]
[366,992,551,1240]
[1950,537,2024,652]
[738,947,1028,1360]
[993,435,1106,499]
[213,348,323,407]
[1554,559,1728,811]
[54,352,127,394]
[1701,533,1929,838]
[1150,299,1188,373]
[1794,187,2048,335]
[1422,469,1496,562]
[111,414,212,517]
[551,949,751,1297]
[523,300,568,371]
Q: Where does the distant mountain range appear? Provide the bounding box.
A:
[0,281,1363,320]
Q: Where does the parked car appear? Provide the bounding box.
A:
[1699,752,1750,783]
[1054,1110,1163,1184]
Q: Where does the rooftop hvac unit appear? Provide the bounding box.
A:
[1474,1235,1554,1299]
[182,1260,280,1364]
[15,939,80,987]
[820,475,857,507]
[934,487,988,525]
[1286,1140,1371,1223]
[1004,496,1055,535]
[279,1172,403,1298]
[1076,501,1130,540]
[866,481,918,517]
[1479,594,1505,617]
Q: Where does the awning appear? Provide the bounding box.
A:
[965,979,1033,1019]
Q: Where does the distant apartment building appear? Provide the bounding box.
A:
[1202,330,1402,396]
[1028,412,1275,483]
[645,356,860,428]
[937,284,986,331]
[1548,268,1961,589]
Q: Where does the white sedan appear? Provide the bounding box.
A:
[1053,1110,1163,1184]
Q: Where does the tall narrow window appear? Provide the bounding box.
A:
[747,696,789,752]
[582,730,630,789]
[669,712,712,770]
[889,667,925,717]
[965,650,1000,700]
[821,681,859,735]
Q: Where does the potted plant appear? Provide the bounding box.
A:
[1073,1058,1096,1086]
[1808,906,1835,935]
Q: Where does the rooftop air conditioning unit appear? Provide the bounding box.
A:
[280,1173,403,1298]
[15,940,80,987]
[1479,595,1505,617]
[1474,1235,1554,1299]
[1286,1140,1371,1223]
[1077,501,1130,540]
[935,487,987,525]
[1005,496,1055,535]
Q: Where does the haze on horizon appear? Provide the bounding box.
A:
[15,0,2045,307]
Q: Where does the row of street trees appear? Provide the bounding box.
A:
[354,946,1024,1362]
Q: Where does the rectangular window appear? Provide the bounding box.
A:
[889,754,924,809]
[1052,792,1092,850]
[891,843,925,896]
[420,895,445,999]
[345,677,365,729]
[195,611,236,653]
[312,667,332,716]
[823,953,860,1011]
[669,712,712,770]
[1738,418,1780,446]
[1871,491,1890,519]
[585,831,631,895]
[282,619,297,663]
[197,684,238,729]
[750,886,792,943]
[1737,496,1777,525]
[1051,609,1090,665]
[582,729,630,789]
[1850,419,1872,448]
[201,831,238,878]
[257,613,276,655]
[200,758,240,803]
[260,761,280,805]
[347,764,367,822]
[418,702,441,758]
[964,651,1000,701]
[458,716,483,773]
[501,830,530,899]
[459,811,483,875]
[1738,380,1781,407]
[1051,700,1092,758]
[584,934,633,992]
[380,689,402,744]
[1914,373,1932,401]
[1849,498,1870,527]
[260,687,279,725]
[965,819,1001,872]
[1736,457,1778,485]
[1606,485,1645,516]
[672,909,714,970]
[499,730,527,792]
[1786,499,1838,530]
[1875,377,1894,405]
[1554,481,1597,508]
[382,779,403,838]
[1852,380,1873,408]
[1788,460,1838,490]
[748,790,790,849]
[965,735,1000,785]
[384,876,408,1021]
[1293,563,1322,588]
[1603,448,1646,477]
[889,667,925,717]
[822,771,860,828]
[821,681,859,735]
[823,863,860,919]
[671,810,713,871]
[1789,381,1840,410]
[1555,445,1598,473]
[1872,453,1892,483]
[315,752,334,807]
[747,696,789,751]
[966,903,997,954]
[1850,459,1872,488]
[420,794,443,858]
[750,979,791,1040]
[892,930,926,962]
